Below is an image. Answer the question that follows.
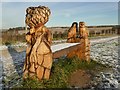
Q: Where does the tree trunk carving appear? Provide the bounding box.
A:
[23,6,52,80]
[67,22,90,62]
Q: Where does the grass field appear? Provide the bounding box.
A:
[12,56,110,88]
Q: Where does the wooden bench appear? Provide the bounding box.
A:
[51,43,81,59]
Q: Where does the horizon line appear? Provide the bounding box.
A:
[1,24,119,30]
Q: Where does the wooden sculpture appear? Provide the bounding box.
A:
[78,22,90,62]
[67,22,90,62]
[67,22,77,43]
[23,6,52,80]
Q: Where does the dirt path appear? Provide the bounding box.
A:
[68,69,91,88]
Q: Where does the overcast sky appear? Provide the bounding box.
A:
[1,2,118,29]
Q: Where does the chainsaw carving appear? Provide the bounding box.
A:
[78,22,90,62]
[67,22,77,43]
[23,6,52,80]
[67,22,90,62]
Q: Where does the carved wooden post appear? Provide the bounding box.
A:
[79,22,90,62]
[23,6,53,80]
[67,22,90,62]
